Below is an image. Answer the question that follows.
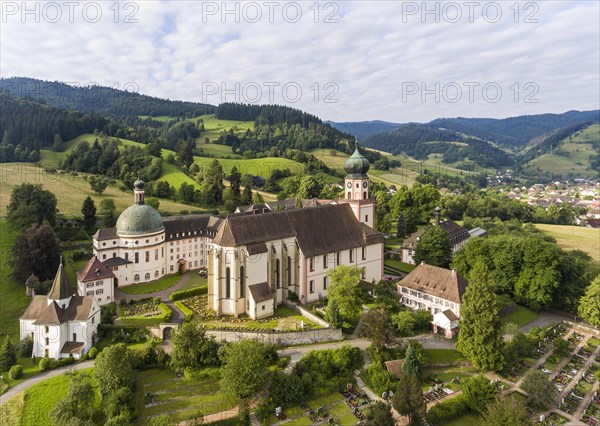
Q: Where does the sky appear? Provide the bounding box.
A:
[1,1,599,122]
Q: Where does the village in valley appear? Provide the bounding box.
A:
[1,2,600,426]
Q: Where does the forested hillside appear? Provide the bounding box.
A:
[0,77,214,117]
[430,110,600,149]
[362,123,514,168]
[326,120,403,139]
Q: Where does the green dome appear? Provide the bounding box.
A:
[116,204,164,236]
[344,148,370,175]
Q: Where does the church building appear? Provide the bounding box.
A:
[19,259,101,359]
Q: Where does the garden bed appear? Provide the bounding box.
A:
[180,295,321,331]
[116,298,172,326]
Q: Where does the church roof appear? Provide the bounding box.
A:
[248,282,274,303]
[102,257,132,267]
[116,203,164,236]
[48,259,75,301]
[21,295,96,325]
[60,341,85,354]
[95,227,118,241]
[77,256,115,282]
[213,204,384,257]
[398,263,468,304]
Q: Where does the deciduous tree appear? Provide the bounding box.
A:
[99,198,117,227]
[364,401,395,426]
[461,375,496,413]
[10,223,60,282]
[94,344,136,396]
[7,183,57,228]
[578,275,600,327]
[219,340,270,399]
[170,323,220,372]
[326,266,362,324]
[359,309,397,351]
[482,396,531,426]
[413,226,452,268]
[50,371,97,425]
[521,370,555,410]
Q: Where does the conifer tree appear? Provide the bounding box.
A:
[456,261,505,371]
[392,371,426,423]
[81,196,97,230]
[0,338,17,371]
[402,342,422,381]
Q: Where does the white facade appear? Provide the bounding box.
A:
[398,285,461,318]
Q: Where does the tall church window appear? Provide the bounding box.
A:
[226,267,231,299]
[287,256,291,285]
[362,246,366,260]
[145,251,150,262]
[309,257,314,272]
[135,253,139,264]
[276,259,280,288]
[240,266,245,297]
[363,191,367,199]
[349,249,354,263]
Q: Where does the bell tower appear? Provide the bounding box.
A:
[343,141,375,228]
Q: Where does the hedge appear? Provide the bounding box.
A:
[115,303,172,327]
[425,395,470,425]
[169,286,208,301]
[158,303,173,322]
[38,356,76,372]
[175,301,194,322]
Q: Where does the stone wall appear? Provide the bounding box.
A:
[205,328,343,345]
[283,300,331,328]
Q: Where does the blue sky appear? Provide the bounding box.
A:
[1,1,599,122]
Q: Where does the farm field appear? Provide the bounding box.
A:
[535,224,600,264]
[524,124,600,178]
[0,163,195,217]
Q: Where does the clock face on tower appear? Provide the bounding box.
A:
[362,181,368,188]
[347,182,352,188]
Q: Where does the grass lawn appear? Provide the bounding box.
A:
[179,272,207,291]
[157,162,201,189]
[119,274,181,295]
[423,349,466,365]
[500,305,538,327]
[196,306,321,331]
[0,220,31,342]
[0,163,194,217]
[192,155,304,179]
[445,413,484,425]
[0,357,40,395]
[384,258,416,274]
[535,223,600,264]
[135,368,236,423]
[0,368,95,426]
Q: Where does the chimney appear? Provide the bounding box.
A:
[434,206,441,226]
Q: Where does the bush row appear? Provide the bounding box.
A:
[39,355,76,371]
[175,301,194,322]
[425,395,470,425]
[169,285,207,301]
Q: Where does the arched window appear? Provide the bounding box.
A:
[154,271,159,278]
[226,267,231,299]
[347,192,351,199]
[287,256,292,285]
[134,274,140,282]
[275,259,280,289]
[145,273,150,281]
[240,266,245,297]
[363,191,367,199]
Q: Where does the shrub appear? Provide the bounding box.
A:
[51,356,76,369]
[72,250,89,261]
[158,303,172,322]
[174,301,194,322]
[88,347,99,359]
[426,396,470,425]
[39,357,52,371]
[101,302,117,325]
[169,286,208,301]
[8,364,23,379]
[287,291,299,303]
[15,336,34,357]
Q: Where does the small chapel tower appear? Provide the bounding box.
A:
[343,141,375,228]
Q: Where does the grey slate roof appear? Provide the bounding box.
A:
[77,256,115,282]
[213,203,384,257]
[248,282,273,303]
[48,261,75,301]
[21,295,95,325]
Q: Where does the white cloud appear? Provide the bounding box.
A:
[0,0,598,122]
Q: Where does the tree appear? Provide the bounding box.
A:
[326,297,342,328]
[413,226,452,268]
[146,197,160,211]
[0,337,17,371]
[94,344,136,396]
[252,191,264,204]
[50,371,96,425]
[396,213,407,238]
[482,396,531,426]
[456,262,504,371]
[240,185,252,205]
[88,175,109,195]
[10,223,60,282]
[364,401,395,426]
[359,309,397,351]
[297,175,323,199]
[219,340,270,399]
[326,266,362,324]
[99,198,117,227]
[578,275,600,327]
[374,280,401,313]
[392,371,426,423]
[176,140,194,168]
[229,166,241,202]
[521,370,555,410]
[461,375,496,413]
[170,323,220,371]
[81,196,97,230]
[392,310,416,337]
[402,342,422,381]
[7,183,58,228]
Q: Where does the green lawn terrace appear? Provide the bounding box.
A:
[136,368,236,425]
[116,298,172,327]
[179,296,322,332]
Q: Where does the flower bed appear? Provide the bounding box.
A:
[120,298,161,317]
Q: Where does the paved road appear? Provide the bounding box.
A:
[520,309,573,333]
[0,360,95,404]
[115,272,191,302]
